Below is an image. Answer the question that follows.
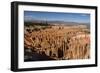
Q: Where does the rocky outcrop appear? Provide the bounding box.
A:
[24,25,90,61]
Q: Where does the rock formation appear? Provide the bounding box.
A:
[24,25,90,61]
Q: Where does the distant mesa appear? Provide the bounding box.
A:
[24,19,90,28]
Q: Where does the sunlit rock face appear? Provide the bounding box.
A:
[24,25,90,61]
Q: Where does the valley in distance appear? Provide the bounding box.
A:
[24,20,90,62]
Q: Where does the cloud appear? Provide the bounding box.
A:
[81,14,89,17]
[24,15,34,21]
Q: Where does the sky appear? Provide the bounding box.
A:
[24,11,90,23]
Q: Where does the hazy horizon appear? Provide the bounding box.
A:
[24,11,90,24]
